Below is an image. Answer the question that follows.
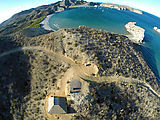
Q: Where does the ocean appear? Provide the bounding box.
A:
[48,7,160,81]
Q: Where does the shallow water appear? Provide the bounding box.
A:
[48,7,160,81]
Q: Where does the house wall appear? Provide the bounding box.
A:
[48,96,67,114]
[48,96,54,112]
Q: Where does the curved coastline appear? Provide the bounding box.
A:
[41,6,144,33]
[41,14,55,31]
[42,7,145,44]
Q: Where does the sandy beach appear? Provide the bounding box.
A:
[41,14,54,31]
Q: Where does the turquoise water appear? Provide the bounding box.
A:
[48,7,160,81]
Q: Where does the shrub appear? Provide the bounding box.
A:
[26,16,46,28]
[74,43,78,47]
[67,100,71,106]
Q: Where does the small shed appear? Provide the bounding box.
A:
[69,80,82,93]
[48,96,67,114]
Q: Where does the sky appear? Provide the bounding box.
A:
[0,0,160,23]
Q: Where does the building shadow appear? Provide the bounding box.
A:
[67,106,77,114]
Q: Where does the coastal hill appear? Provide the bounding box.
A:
[0,26,159,119]
[0,0,159,120]
[0,0,87,36]
[100,3,143,14]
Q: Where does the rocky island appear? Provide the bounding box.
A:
[125,22,145,44]
[0,0,159,120]
[153,27,160,34]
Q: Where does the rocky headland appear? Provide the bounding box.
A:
[125,22,145,44]
[100,3,143,14]
[0,0,159,120]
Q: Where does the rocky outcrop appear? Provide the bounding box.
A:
[125,22,145,44]
[60,0,86,6]
[100,3,143,14]
[153,27,160,34]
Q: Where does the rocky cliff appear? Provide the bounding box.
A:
[125,22,145,44]
[100,3,143,14]
[60,0,86,6]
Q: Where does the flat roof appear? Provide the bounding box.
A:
[70,80,82,89]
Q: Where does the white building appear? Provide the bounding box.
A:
[48,96,67,114]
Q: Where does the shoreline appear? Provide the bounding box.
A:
[41,4,143,32]
[40,14,55,31]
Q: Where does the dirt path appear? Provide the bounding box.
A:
[0,46,75,66]
[108,76,160,98]
[0,46,97,95]
[81,75,160,98]
[0,46,159,98]
[56,67,74,96]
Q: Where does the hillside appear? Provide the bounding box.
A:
[0,26,159,120]
[0,0,86,36]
